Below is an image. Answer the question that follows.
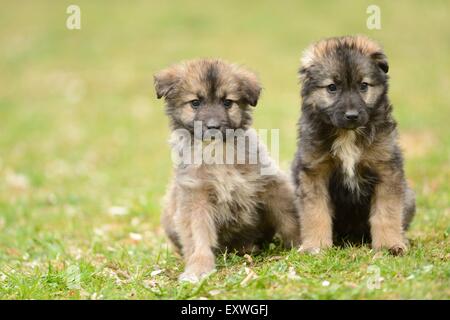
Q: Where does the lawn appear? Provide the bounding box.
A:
[0,0,449,299]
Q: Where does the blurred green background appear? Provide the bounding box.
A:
[0,1,449,299]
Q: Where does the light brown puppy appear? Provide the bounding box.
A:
[154,59,300,282]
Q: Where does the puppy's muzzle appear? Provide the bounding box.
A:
[206,119,221,130]
[344,109,359,121]
[338,109,368,129]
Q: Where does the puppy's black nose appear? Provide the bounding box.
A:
[206,119,221,129]
[344,110,359,121]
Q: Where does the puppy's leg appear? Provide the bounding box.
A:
[297,168,333,253]
[264,176,300,248]
[370,167,408,255]
[176,192,217,282]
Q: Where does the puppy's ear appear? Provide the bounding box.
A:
[298,66,309,84]
[154,66,180,99]
[371,51,389,73]
[298,45,316,84]
[236,69,262,107]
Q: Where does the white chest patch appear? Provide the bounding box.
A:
[331,131,361,191]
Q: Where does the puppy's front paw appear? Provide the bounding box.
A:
[388,244,407,256]
[372,241,408,256]
[179,272,199,283]
[298,246,322,255]
[178,269,215,283]
[179,257,216,283]
[298,238,332,255]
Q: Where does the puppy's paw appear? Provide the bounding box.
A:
[298,245,324,255]
[180,252,216,283]
[298,239,332,255]
[179,272,200,283]
[388,243,407,256]
[372,241,408,256]
[179,266,216,283]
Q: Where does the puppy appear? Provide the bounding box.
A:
[154,59,300,282]
[292,36,415,255]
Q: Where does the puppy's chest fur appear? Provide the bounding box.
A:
[177,163,263,227]
[330,131,363,192]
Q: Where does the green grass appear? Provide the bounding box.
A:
[0,0,449,299]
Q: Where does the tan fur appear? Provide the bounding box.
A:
[164,134,300,281]
[331,130,361,191]
[177,105,196,124]
[303,88,334,109]
[369,163,408,254]
[157,60,300,282]
[301,35,382,68]
[155,59,261,108]
[297,164,333,253]
[227,104,243,127]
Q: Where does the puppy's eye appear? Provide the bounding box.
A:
[360,82,369,92]
[223,99,233,108]
[327,84,337,93]
[190,100,201,109]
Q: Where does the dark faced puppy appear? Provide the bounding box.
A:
[292,36,415,255]
[155,59,300,282]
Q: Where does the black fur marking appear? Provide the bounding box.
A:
[329,167,379,244]
[206,62,219,101]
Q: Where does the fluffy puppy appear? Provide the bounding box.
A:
[292,36,415,255]
[155,59,300,282]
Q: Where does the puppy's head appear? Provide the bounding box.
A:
[299,35,389,130]
[154,59,261,139]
